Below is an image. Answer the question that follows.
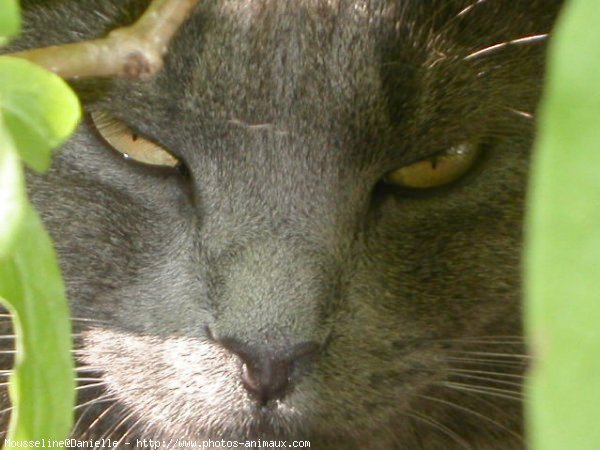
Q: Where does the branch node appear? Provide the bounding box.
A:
[7,0,201,80]
[123,51,155,78]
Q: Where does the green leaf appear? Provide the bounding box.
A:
[0,56,80,172]
[0,113,25,259]
[0,0,21,47]
[0,204,74,443]
[525,0,600,449]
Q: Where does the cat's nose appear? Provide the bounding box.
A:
[217,337,321,405]
[239,354,292,405]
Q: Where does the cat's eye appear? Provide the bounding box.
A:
[384,143,481,189]
[90,111,180,168]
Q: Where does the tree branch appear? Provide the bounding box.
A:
[9,0,200,79]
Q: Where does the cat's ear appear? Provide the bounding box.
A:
[90,111,180,168]
[383,143,481,189]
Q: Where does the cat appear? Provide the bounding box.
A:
[1,0,564,448]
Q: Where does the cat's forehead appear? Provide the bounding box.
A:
[101,2,418,148]
[214,0,393,24]
[96,1,396,162]
[112,0,403,116]
[92,0,556,166]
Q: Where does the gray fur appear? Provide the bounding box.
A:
[1,0,563,448]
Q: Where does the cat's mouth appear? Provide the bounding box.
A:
[228,405,303,439]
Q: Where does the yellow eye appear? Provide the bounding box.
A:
[384,143,481,189]
[91,111,179,168]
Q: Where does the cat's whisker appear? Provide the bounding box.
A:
[72,403,98,438]
[437,334,525,339]
[507,108,534,120]
[456,0,489,18]
[70,317,111,327]
[0,312,106,329]
[447,368,525,379]
[464,34,548,61]
[98,408,138,443]
[74,394,116,411]
[75,382,107,391]
[76,377,105,382]
[438,381,524,402]
[441,382,521,424]
[0,333,83,341]
[416,394,523,441]
[447,381,523,396]
[1,313,95,322]
[447,371,523,388]
[75,365,103,373]
[114,415,147,448]
[70,316,104,322]
[445,356,527,368]
[79,402,119,439]
[447,351,531,359]
[403,409,472,449]
[436,339,525,345]
[427,334,525,343]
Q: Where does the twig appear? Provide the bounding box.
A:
[9,0,200,79]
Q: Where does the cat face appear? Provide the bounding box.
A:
[9,0,562,448]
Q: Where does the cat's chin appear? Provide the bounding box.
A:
[200,402,306,440]
[156,415,356,450]
[149,395,399,450]
[196,414,301,442]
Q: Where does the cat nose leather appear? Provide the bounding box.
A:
[240,355,292,405]
[218,337,321,405]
